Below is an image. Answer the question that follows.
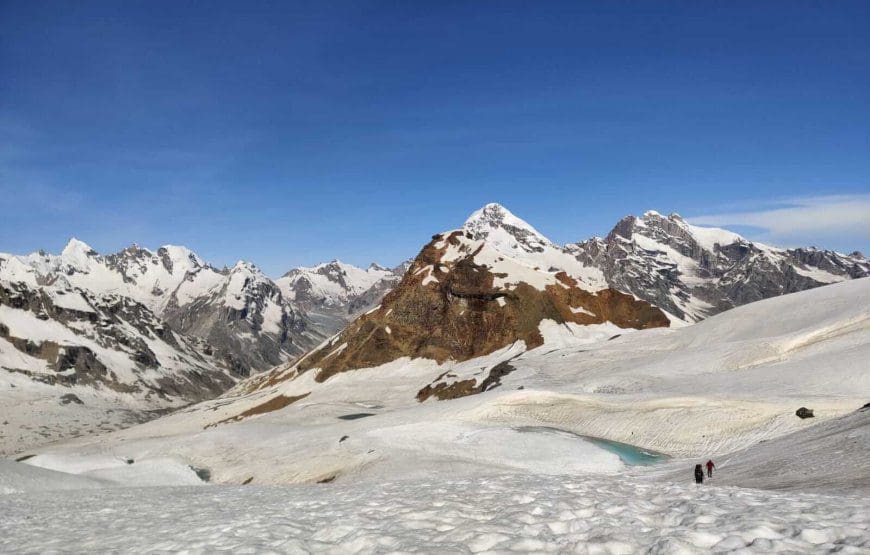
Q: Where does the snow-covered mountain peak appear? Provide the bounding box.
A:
[570,210,870,322]
[627,210,745,252]
[230,260,261,273]
[158,245,205,270]
[60,238,97,261]
[464,203,545,237]
[275,259,407,322]
[463,203,553,256]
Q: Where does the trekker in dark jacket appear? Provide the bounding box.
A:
[694,464,704,484]
[706,460,715,478]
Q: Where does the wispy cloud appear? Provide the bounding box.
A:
[688,194,870,253]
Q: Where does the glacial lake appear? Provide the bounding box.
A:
[515,426,668,466]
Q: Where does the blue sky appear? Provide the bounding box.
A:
[1,1,868,275]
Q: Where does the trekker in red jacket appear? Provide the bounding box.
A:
[706,460,715,478]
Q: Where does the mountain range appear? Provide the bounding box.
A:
[1,203,867,453]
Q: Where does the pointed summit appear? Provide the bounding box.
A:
[61,237,98,259]
[464,203,540,234]
[462,203,553,255]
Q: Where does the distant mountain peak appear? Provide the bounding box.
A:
[570,209,870,322]
[61,237,97,259]
[276,258,407,317]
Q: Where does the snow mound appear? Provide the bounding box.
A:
[0,459,106,495]
[23,453,207,487]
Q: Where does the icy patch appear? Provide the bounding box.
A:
[367,422,624,475]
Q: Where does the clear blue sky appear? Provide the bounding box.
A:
[2,1,868,275]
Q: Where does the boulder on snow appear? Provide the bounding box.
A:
[796,407,814,419]
[59,393,84,405]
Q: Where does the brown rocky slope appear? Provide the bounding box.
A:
[249,228,669,391]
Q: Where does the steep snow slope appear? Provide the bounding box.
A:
[20,279,868,491]
[463,203,608,290]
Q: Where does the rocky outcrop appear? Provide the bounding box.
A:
[416,358,519,402]
[796,407,815,419]
[294,228,669,383]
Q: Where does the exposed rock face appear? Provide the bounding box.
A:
[0,278,236,401]
[161,262,314,374]
[416,358,519,402]
[294,222,669,383]
[567,211,870,321]
[5,241,326,376]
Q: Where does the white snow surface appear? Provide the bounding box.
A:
[0,279,868,551]
[0,471,867,553]
[18,279,869,477]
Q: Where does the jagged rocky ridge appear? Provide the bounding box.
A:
[0,274,236,401]
[0,243,405,453]
[2,240,328,375]
[1,240,408,388]
[568,210,870,321]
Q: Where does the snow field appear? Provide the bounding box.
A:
[19,278,867,488]
[1,472,867,553]
[0,459,107,495]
